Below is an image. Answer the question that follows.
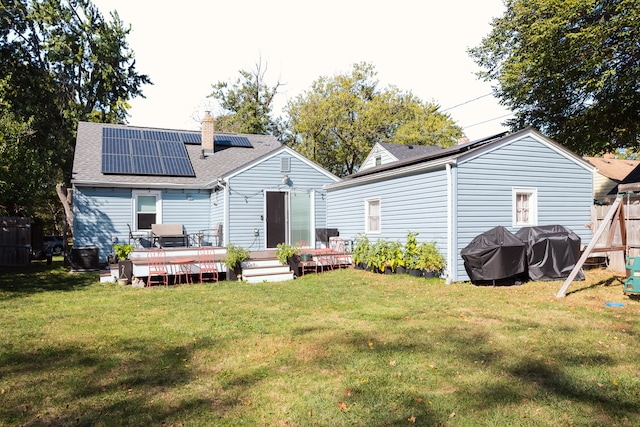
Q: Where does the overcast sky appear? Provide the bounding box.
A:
[91,0,512,140]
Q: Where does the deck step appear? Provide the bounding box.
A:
[241,256,295,283]
[242,265,292,277]
[243,259,283,269]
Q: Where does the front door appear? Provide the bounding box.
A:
[266,191,287,248]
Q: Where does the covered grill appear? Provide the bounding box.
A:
[461,226,526,284]
[515,225,583,281]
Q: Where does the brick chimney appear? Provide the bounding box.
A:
[201,111,215,153]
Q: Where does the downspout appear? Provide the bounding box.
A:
[223,180,230,247]
[446,162,456,284]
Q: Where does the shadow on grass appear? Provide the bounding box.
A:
[438,324,639,423]
[0,336,230,426]
[0,259,96,296]
[565,274,626,296]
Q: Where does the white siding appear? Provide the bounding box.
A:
[360,144,396,170]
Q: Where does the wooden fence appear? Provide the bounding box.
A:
[590,203,640,272]
[0,217,31,267]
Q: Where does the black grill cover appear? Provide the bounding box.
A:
[461,226,526,283]
[515,225,584,281]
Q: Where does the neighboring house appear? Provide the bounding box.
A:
[359,141,445,170]
[325,128,595,282]
[71,114,339,262]
[610,163,640,200]
[583,154,639,204]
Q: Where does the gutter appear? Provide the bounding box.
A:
[447,163,453,284]
[71,180,219,190]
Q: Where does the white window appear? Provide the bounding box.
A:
[281,157,291,173]
[513,188,537,226]
[365,198,381,233]
[133,191,162,230]
[375,155,382,166]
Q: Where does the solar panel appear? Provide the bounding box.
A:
[143,130,180,141]
[181,132,201,144]
[159,140,186,157]
[102,127,195,177]
[215,135,252,147]
[163,157,194,176]
[102,138,130,155]
[131,139,159,156]
[102,154,132,174]
[104,127,141,139]
[133,155,163,175]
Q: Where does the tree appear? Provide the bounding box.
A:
[469,0,640,155]
[285,62,462,177]
[0,0,150,231]
[209,59,283,136]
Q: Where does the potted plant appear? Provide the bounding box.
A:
[223,243,250,281]
[114,243,134,261]
[352,234,370,270]
[387,240,405,274]
[113,243,134,284]
[369,239,391,274]
[404,231,421,277]
[416,241,446,278]
[276,242,301,276]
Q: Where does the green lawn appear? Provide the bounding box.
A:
[1,260,638,426]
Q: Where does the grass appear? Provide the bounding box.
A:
[1,259,639,426]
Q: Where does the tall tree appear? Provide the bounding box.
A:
[0,0,150,230]
[469,0,640,155]
[209,59,283,135]
[285,62,462,177]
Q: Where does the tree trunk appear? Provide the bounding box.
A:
[56,184,73,234]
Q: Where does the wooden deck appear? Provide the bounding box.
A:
[110,246,351,285]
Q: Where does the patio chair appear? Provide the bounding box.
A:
[197,246,219,283]
[128,223,148,248]
[330,237,352,268]
[197,222,223,247]
[151,223,188,248]
[212,222,222,246]
[147,248,169,287]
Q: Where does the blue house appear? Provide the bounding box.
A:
[71,114,339,263]
[325,128,595,282]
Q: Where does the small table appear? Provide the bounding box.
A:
[170,258,195,284]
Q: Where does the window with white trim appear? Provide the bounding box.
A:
[281,157,291,173]
[365,198,381,233]
[133,191,162,230]
[513,188,537,226]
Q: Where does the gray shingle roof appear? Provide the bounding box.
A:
[72,121,281,188]
[329,128,593,190]
[378,142,444,161]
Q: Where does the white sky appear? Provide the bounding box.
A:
[91,0,512,141]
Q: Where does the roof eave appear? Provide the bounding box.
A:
[326,157,457,191]
[71,179,209,190]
